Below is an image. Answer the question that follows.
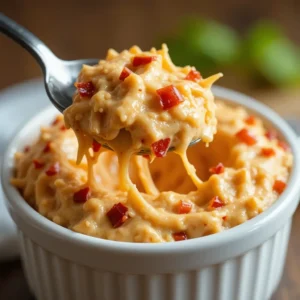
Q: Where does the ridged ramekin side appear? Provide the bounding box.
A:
[18,220,291,300]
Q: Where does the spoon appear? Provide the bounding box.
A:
[0,13,98,113]
[0,13,200,154]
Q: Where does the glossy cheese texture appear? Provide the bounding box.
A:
[63,45,222,157]
[12,101,292,242]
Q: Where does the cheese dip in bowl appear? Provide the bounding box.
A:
[2,45,300,300]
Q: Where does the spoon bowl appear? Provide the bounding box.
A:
[45,58,98,112]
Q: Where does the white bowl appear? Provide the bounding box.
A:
[2,87,300,300]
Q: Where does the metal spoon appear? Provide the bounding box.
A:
[0,13,98,113]
[0,13,201,154]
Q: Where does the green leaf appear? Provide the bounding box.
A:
[158,17,240,76]
[245,21,300,86]
[178,17,241,65]
[162,36,217,75]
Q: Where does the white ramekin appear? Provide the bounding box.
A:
[2,87,300,300]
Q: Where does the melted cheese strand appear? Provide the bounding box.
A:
[127,180,185,230]
[179,151,203,189]
[134,156,159,196]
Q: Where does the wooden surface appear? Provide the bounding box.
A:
[1,1,300,299]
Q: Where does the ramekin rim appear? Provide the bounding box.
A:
[1,86,300,255]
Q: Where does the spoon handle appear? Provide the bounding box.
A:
[0,13,57,73]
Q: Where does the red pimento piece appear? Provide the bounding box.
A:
[277,140,290,152]
[52,117,60,126]
[60,125,67,131]
[45,162,60,176]
[236,128,257,146]
[132,56,157,67]
[185,69,202,82]
[265,129,278,140]
[178,200,192,214]
[208,196,225,210]
[261,148,275,157]
[24,146,30,153]
[92,140,101,152]
[245,115,256,125]
[43,142,51,153]
[222,216,227,221]
[33,159,44,169]
[209,162,225,175]
[75,81,95,98]
[106,202,129,228]
[156,85,184,110]
[73,187,90,204]
[273,180,286,194]
[173,232,187,241]
[119,67,132,81]
[151,138,171,158]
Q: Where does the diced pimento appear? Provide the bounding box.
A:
[45,162,60,176]
[92,140,101,152]
[273,180,286,194]
[173,232,188,241]
[52,117,60,126]
[277,140,290,151]
[265,129,278,140]
[119,67,132,81]
[106,202,129,228]
[177,200,192,214]
[75,81,95,98]
[156,85,184,110]
[209,162,225,174]
[33,159,44,169]
[208,196,225,210]
[222,216,227,221]
[132,56,157,67]
[151,138,171,158]
[24,146,30,153]
[261,148,276,157]
[245,115,256,125]
[60,125,67,131]
[43,142,51,153]
[73,187,90,204]
[236,128,257,146]
[185,69,202,82]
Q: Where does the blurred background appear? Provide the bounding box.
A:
[1,0,300,118]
